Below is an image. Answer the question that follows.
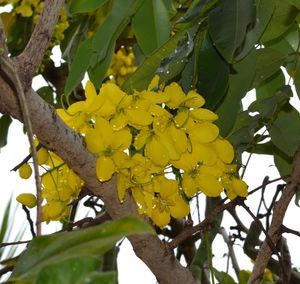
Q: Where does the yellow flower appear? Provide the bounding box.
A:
[18,163,32,179]
[15,3,33,17]
[16,193,36,208]
[85,117,132,181]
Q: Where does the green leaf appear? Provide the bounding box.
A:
[238,270,251,284]
[65,0,142,94]
[64,38,94,95]
[252,48,286,88]
[268,107,300,157]
[36,256,101,284]
[197,32,229,109]
[249,85,292,118]
[0,114,12,149]
[216,49,256,137]
[69,0,109,14]
[176,0,220,24]
[79,271,116,284]
[260,0,298,43]
[36,86,55,106]
[10,216,154,281]
[208,0,256,63]
[234,0,275,61]
[256,70,285,100]
[132,0,171,55]
[273,146,293,176]
[288,0,300,9]
[213,269,236,284]
[122,30,186,92]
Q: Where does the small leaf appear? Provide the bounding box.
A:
[268,107,300,156]
[208,0,256,63]
[69,0,109,14]
[10,217,154,281]
[213,269,236,284]
[132,0,171,55]
[260,0,298,43]
[0,114,12,149]
[64,38,94,95]
[197,32,229,109]
[36,256,101,284]
[80,271,116,284]
[122,30,186,92]
[216,49,256,137]
[252,48,285,88]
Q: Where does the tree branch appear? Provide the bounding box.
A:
[248,151,300,284]
[0,75,198,284]
[14,0,64,85]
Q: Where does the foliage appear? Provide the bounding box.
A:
[1,0,300,283]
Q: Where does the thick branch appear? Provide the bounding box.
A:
[14,0,64,84]
[0,75,198,284]
[248,151,300,284]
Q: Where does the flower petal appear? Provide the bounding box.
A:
[96,156,115,182]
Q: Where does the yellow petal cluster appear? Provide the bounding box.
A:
[106,47,137,85]
[57,77,247,227]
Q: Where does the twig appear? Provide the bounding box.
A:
[219,227,240,278]
[22,205,36,237]
[0,240,30,248]
[281,225,300,238]
[0,57,42,236]
[14,0,64,81]
[248,151,300,284]
[168,197,244,250]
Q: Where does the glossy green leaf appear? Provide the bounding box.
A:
[249,85,292,118]
[197,32,229,109]
[234,0,275,61]
[10,217,154,281]
[176,0,220,24]
[273,146,293,176]
[64,38,94,95]
[260,0,298,43]
[252,48,286,88]
[288,0,300,9]
[208,0,255,63]
[0,114,12,149]
[80,271,116,284]
[132,0,171,55]
[36,256,101,284]
[69,0,109,14]
[213,269,236,284]
[268,107,300,156]
[36,86,55,106]
[216,49,256,137]
[256,70,285,100]
[122,30,186,92]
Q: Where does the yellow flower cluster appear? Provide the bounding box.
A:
[57,77,248,227]
[0,0,69,44]
[106,47,137,85]
[16,141,83,223]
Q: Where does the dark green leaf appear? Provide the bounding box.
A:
[197,32,229,109]
[208,0,256,63]
[268,107,300,156]
[176,0,220,24]
[122,30,186,92]
[238,270,251,284]
[213,269,236,284]
[288,0,300,9]
[260,0,298,43]
[234,0,275,60]
[256,70,285,100]
[216,49,256,137]
[36,86,55,105]
[252,48,286,87]
[69,0,109,14]
[249,85,292,118]
[80,271,116,284]
[64,38,94,95]
[132,0,171,55]
[273,146,293,176]
[0,114,12,149]
[36,256,101,284]
[10,217,154,281]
